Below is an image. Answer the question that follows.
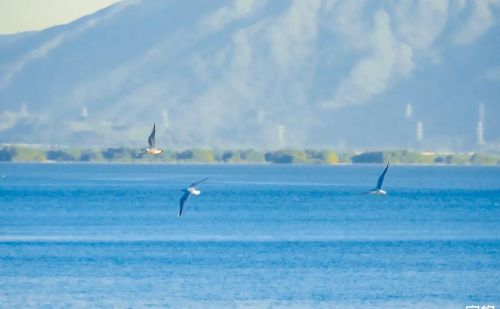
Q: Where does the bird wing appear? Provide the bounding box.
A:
[190,177,208,187]
[179,189,191,218]
[148,123,156,148]
[376,162,390,190]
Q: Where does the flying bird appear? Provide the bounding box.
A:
[140,123,163,155]
[369,162,389,195]
[179,177,208,218]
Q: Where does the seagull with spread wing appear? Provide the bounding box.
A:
[140,123,163,155]
[369,162,389,195]
[179,178,208,218]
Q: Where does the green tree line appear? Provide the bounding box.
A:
[0,146,499,165]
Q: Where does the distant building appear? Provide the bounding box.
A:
[477,121,485,146]
[81,106,88,119]
[278,124,285,149]
[21,104,28,116]
[416,121,424,143]
[162,109,170,129]
[405,104,412,119]
[477,103,485,146]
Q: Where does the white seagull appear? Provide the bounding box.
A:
[179,177,208,218]
[369,162,389,195]
[141,123,163,155]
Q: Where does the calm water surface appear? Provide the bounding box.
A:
[0,163,499,308]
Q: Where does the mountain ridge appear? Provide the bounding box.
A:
[0,0,499,150]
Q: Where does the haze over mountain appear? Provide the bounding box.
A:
[1,0,499,150]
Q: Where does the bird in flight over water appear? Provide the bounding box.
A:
[369,162,389,195]
[140,123,163,155]
[179,177,208,218]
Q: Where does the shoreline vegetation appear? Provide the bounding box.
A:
[1,145,499,165]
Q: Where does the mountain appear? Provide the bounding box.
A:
[1,0,499,150]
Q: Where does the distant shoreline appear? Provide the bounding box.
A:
[1,162,500,167]
[1,145,499,165]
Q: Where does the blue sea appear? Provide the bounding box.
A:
[0,163,499,308]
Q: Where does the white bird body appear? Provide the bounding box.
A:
[369,189,387,195]
[143,148,163,155]
[187,187,201,195]
[178,178,208,218]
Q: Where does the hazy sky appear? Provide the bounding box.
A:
[0,0,121,35]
